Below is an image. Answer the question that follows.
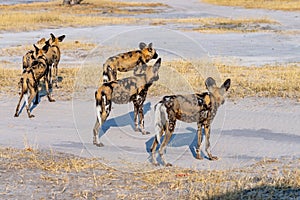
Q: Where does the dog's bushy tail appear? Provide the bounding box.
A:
[95,90,109,125]
[102,63,110,83]
[154,102,167,144]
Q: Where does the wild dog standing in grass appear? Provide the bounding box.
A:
[22,38,46,70]
[14,43,55,118]
[93,58,162,147]
[22,38,48,104]
[150,77,231,166]
[102,42,158,83]
[45,33,66,88]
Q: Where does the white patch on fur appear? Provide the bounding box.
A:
[137,95,142,100]
[24,92,29,106]
[154,102,167,144]
[103,75,108,82]
[105,104,110,114]
[102,95,106,105]
[96,105,102,126]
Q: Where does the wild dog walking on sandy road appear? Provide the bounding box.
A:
[102,42,158,83]
[93,58,162,147]
[150,77,231,166]
[14,43,55,118]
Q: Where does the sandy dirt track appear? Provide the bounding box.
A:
[2,96,299,172]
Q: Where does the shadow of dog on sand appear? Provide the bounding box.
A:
[145,127,212,165]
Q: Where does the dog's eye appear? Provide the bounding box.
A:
[148,48,152,52]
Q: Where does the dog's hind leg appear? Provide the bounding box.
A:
[53,62,59,88]
[138,104,149,135]
[44,74,55,102]
[133,102,139,132]
[14,80,25,117]
[14,94,24,117]
[26,85,36,118]
[158,125,174,167]
[93,116,104,147]
[33,80,39,105]
[158,115,176,167]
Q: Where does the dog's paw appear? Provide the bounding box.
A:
[165,163,173,167]
[209,156,218,161]
[142,131,150,135]
[94,142,104,147]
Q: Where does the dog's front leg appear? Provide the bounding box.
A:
[133,102,139,132]
[204,124,218,160]
[138,105,149,135]
[44,74,55,102]
[196,123,203,160]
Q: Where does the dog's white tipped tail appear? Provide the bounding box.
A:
[154,102,167,144]
[96,105,102,126]
[103,75,108,83]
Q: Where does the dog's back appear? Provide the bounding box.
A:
[102,42,158,82]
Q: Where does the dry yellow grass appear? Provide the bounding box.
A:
[0,0,166,32]
[1,60,299,101]
[151,17,279,33]
[150,60,300,100]
[0,41,97,57]
[0,0,279,33]
[1,147,299,199]
[202,0,300,11]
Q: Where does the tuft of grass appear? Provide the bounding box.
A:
[202,0,300,11]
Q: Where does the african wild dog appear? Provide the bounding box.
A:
[14,43,55,118]
[93,58,162,147]
[102,42,158,83]
[22,34,65,88]
[22,38,46,70]
[45,33,66,88]
[150,77,231,166]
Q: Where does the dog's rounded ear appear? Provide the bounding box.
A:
[139,42,147,50]
[148,43,153,48]
[58,35,66,42]
[33,44,39,53]
[42,43,49,53]
[50,33,55,40]
[222,79,231,91]
[37,38,46,45]
[205,77,216,92]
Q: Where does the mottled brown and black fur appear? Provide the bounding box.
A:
[102,42,158,83]
[45,33,65,88]
[14,43,55,118]
[93,58,162,147]
[150,77,231,166]
[22,38,46,70]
